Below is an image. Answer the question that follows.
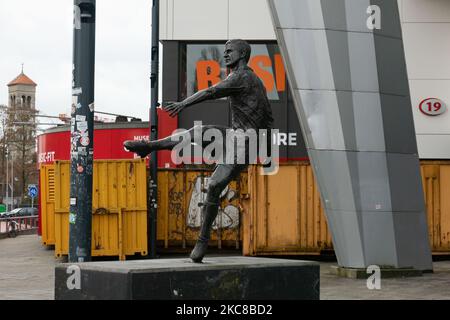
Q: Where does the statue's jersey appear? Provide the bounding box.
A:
[206,65,274,131]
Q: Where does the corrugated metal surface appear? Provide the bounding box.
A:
[53,159,147,260]
[421,162,450,253]
[242,163,333,256]
[39,165,56,246]
[41,160,450,257]
[243,161,450,256]
[157,168,243,250]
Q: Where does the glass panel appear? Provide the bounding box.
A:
[183,43,286,101]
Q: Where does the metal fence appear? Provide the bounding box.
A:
[0,216,39,238]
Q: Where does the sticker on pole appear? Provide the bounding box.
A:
[419,98,447,116]
[69,212,76,224]
[80,136,90,147]
[28,184,38,198]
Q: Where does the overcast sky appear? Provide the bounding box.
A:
[0,0,152,126]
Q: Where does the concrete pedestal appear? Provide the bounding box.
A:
[55,256,319,300]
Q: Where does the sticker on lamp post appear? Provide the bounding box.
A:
[419,98,447,116]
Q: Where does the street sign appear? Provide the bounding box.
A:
[28,184,38,198]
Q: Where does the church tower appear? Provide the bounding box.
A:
[7,67,37,109]
[5,67,38,200]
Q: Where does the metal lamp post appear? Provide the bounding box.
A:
[69,0,96,263]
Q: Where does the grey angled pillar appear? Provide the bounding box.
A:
[267,0,432,271]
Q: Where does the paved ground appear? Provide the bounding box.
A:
[0,234,55,300]
[1,235,450,300]
[320,261,450,300]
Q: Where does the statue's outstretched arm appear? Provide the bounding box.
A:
[163,73,245,117]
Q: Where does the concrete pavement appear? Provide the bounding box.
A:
[1,235,450,300]
[0,234,55,300]
[320,261,450,300]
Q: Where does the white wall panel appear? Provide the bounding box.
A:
[410,80,450,134]
[160,0,174,40]
[172,0,228,40]
[403,0,450,22]
[402,23,450,80]
[228,0,276,39]
[417,135,450,159]
[167,0,174,39]
[401,0,450,158]
[159,0,168,39]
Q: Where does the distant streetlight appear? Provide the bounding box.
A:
[5,148,8,211]
[4,147,14,211]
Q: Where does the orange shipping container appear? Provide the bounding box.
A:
[242,162,333,256]
[40,160,450,258]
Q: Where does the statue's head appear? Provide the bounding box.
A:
[224,39,251,68]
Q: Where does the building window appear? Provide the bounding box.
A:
[181,42,286,101]
[27,96,31,108]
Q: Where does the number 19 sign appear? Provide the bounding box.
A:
[419,98,447,116]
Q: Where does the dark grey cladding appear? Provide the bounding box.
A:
[268,0,432,270]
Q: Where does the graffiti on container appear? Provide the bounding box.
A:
[169,190,184,217]
[187,176,239,230]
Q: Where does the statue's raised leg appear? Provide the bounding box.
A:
[123,124,228,158]
[190,163,246,263]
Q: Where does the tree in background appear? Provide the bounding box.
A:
[0,105,7,199]
[1,103,38,205]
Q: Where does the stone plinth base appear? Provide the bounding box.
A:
[55,256,320,300]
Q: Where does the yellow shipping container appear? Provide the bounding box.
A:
[48,159,148,260]
[40,165,56,246]
[40,160,450,258]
